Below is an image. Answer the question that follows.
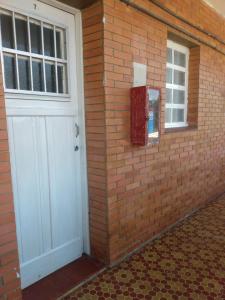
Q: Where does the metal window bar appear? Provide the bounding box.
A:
[12,11,19,89]
[27,16,33,91]
[0,8,69,95]
[2,47,67,63]
[41,21,47,92]
[54,25,59,93]
[0,12,6,89]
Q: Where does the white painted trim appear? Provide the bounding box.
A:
[167,40,189,54]
[40,0,90,255]
[166,84,185,90]
[2,48,68,64]
[165,122,188,128]
[166,40,189,128]
[5,90,70,100]
[167,63,186,72]
[38,0,80,14]
[74,9,90,255]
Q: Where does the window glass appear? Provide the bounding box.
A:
[30,21,42,54]
[4,54,17,89]
[166,68,173,84]
[174,50,186,67]
[16,17,28,51]
[167,48,172,64]
[174,70,185,86]
[44,26,55,57]
[172,109,184,123]
[18,56,31,90]
[1,13,14,49]
[173,89,185,104]
[57,64,68,94]
[165,108,172,123]
[32,59,44,92]
[166,88,172,103]
[56,29,66,59]
[45,62,56,93]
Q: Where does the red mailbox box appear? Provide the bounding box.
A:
[131,86,160,146]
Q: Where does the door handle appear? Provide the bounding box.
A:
[75,123,79,138]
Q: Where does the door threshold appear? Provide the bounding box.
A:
[22,255,105,300]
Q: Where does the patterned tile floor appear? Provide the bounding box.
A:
[62,196,225,300]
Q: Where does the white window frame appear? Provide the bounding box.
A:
[165,40,189,128]
[0,7,70,98]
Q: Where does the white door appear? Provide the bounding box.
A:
[0,0,85,288]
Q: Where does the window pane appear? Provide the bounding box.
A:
[32,59,44,92]
[174,70,185,86]
[18,57,31,90]
[45,62,56,92]
[166,68,173,84]
[174,50,186,67]
[30,21,42,54]
[57,64,68,94]
[165,108,171,123]
[173,89,185,104]
[167,48,172,63]
[44,26,55,57]
[172,109,184,123]
[3,54,17,89]
[56,29,66,59]
[166,88,172,103]
[16,17,28,51]
[1,13,14,49]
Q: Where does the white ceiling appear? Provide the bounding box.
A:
[204,0,225,17]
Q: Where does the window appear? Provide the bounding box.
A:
[166,40,189,128]
[0,9,68,95]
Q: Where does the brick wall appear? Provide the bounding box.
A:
[102,0,225,262]
[82,2,109,263]
[187,47,200,127]
[0,66,21,298]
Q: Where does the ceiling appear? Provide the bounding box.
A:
[204,0,225,17]
[59,0,225,14]
[59,0,97,9]
[68,0,225,14]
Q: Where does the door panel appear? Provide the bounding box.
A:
[2,0,84,289]
[8,117,50,263]
[8,115,83,288]
[46,117,81,248]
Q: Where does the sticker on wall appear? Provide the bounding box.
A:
[133,62,147,87]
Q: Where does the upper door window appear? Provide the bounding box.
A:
[166,40,189,128]
[0,9,68,95]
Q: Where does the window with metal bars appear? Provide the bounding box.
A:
[0,9,68,95]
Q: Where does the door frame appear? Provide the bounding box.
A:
[36,0,90,254]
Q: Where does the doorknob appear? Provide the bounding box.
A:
[75,123,79,138]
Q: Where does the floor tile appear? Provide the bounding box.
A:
[62,196,225,300]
